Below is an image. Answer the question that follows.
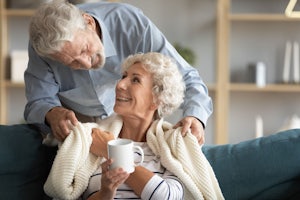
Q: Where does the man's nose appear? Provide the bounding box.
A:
[77,55,92,69]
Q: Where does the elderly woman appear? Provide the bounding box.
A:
[84,52,223,200]
[43,52,223,200]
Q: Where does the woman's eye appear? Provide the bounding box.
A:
[132,77,140,83]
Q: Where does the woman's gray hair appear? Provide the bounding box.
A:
[29,0,86,57]
[122,52,185,119]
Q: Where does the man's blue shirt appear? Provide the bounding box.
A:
[24,2,213,126]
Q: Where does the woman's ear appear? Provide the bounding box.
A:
[82,13,96,30]
[150,102,159,111]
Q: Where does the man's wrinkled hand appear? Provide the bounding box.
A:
[45,106,78,142]
[174,116,205,145]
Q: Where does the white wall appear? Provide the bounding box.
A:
[122,0,216,83]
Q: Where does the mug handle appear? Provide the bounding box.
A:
[133,146,144,166]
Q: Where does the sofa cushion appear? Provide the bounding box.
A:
[0,124,54,200]
[203,129,300,200]
[1,124,300,200]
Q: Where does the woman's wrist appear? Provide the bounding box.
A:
[87,190,114,200]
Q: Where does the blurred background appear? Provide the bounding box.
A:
[1,0,300,144]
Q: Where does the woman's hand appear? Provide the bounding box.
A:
[100,159,129,199]
[88,159,129,200]
[90,128,115,158]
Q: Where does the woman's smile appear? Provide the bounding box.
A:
[116,96,131,102]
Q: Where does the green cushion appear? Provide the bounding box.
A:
[0,124,53,200]
[203,129,300,200]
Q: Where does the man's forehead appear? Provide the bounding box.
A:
[51,43,74,64]
[61,41,75,54]
[61,30,85,53]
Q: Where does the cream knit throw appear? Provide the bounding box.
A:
[43,115,123,200]
[44,115,224,200]
[146,118,224,200]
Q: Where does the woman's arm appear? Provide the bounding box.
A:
[125,166,154,196]
[125,166,184,199]
[87,191,111,200]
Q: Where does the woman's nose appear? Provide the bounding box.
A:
[116,78,127,90]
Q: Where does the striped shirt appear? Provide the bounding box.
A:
[81,142,184,199]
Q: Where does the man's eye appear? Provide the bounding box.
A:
[69,60,81,68]
[81,45,88,55]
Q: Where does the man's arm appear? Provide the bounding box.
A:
[24,43,79,141]
[24,43,62,124]
[134,13,213,142]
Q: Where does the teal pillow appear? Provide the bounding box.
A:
[2,124,299,200]
[0,124,52,200]
[203,129,300,200]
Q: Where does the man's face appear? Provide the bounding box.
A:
[52,28,105,70]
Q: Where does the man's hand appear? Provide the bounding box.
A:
[45,106,78,142]
[90,128,115,158]
[174,116,205,145]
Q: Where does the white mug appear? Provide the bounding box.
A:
[107,138,144,173]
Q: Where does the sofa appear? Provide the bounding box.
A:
[0,124,55,200]
[0,124,300,200]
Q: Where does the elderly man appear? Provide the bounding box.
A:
[24,0,212,143]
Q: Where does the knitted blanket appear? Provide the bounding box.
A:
[44,115,224,200]
[146,119,224,200]
[43,115,123,200]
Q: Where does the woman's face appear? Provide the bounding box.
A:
[52,28,105,70]
[114,63,157,120]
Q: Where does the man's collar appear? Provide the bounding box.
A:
[89,14,117,58]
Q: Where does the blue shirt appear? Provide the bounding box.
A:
[24,2,213,126]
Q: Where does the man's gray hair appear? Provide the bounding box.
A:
[122,52,186,119]
[29,0,86,57]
